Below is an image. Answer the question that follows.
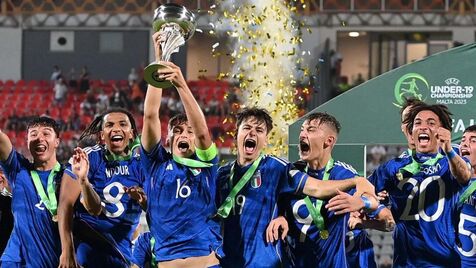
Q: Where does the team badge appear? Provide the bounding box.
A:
[251,170,262,188]
[320,230,329,239]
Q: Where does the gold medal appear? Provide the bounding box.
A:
[52,214,58,222]
[320,230,329,239]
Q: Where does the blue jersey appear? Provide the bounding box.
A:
[66,145,144,267]
[457,178,476,267]
[368,152,462,267]
[0,149,62,267]
[283,160,357,268]
[132,232,153,268]
[217,155,309,268]
[345,229,376,268]
[140,142,222,261]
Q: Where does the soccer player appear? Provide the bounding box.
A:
[268,112,392,267]
[58,108,145,268]
[0,116,64,267]
[140,31,221,267]
[400,98,425,150]
[367,103,471,267]
[457,124,476,266]
[217,107,377,267]
[0,167,13,256]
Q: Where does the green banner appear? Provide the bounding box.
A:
[289,43,476,165]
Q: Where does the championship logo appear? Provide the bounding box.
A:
[393,73,429,107]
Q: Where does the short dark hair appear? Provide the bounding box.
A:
[168,113,189,132]
[404,103,453,134]
[27,116,61,138]
[236,107,273,134]
[464,125,476,134]
[80,107,138,143]
[304,112,341,134]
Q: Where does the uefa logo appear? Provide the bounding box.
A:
[393,73,429,108]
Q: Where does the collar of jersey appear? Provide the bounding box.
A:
[104,136,140,162]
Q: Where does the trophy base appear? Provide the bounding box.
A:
[144,63,174,88]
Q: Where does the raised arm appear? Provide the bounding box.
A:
[157,62,212,150]
[73,148,102,215]
[438,127,471,184]
[0,129,13,161]
[142,32,164,152]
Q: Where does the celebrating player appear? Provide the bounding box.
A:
[58,108,145,268]
[140,31,221,267]
[0,116,64,267]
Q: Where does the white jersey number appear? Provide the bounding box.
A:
[457,213,476,257]
[292,199,313,242]
[232,194,246,215]
[175,179,191,198]
[102,182,125,218]
[397,175,445,222]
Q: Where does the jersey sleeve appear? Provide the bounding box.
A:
[368,161,392,194]
[140,142,170,173]
[132,232,152,268]
[278,159,309,195]
[0,149,26,186]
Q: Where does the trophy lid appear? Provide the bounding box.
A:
[153,3,196,41]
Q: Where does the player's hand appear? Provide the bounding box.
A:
[436,127,452,153]
[348,211,364,230]
[354,177,377,199]
[71,147,89,185]
[155,61,187,89]
[266,216,289,244]
[152,31,165,62]
[377,190,388,201]
[326,189,365,215]
[124,186,147,209]
[58,251,80,268]
[0,172,11,196]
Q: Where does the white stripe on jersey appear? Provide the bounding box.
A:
[83,144,101,155]
[70,144,101,164]
[334,161,358,175]
[295,173,307,194]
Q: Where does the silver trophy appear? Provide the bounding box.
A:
[144,3,196,88]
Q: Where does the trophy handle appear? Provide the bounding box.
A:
[144,62,174,88]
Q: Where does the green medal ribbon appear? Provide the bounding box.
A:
[30,162,61,217]
[216,154,264,218]
[459,181,476,204]
[303,158,334,239]
[399,149,443,175]
[150,237,157,267]
[104,136,141,162]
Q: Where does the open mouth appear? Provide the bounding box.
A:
[299,140,310,153]
[244,139,257,154]
[178,141,190,153]
[461,149,470,157]
[418,133,430,144]
[34,145,47,153]
[110,135,124,145]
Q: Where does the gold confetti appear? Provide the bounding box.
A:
[214,0,309,157]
